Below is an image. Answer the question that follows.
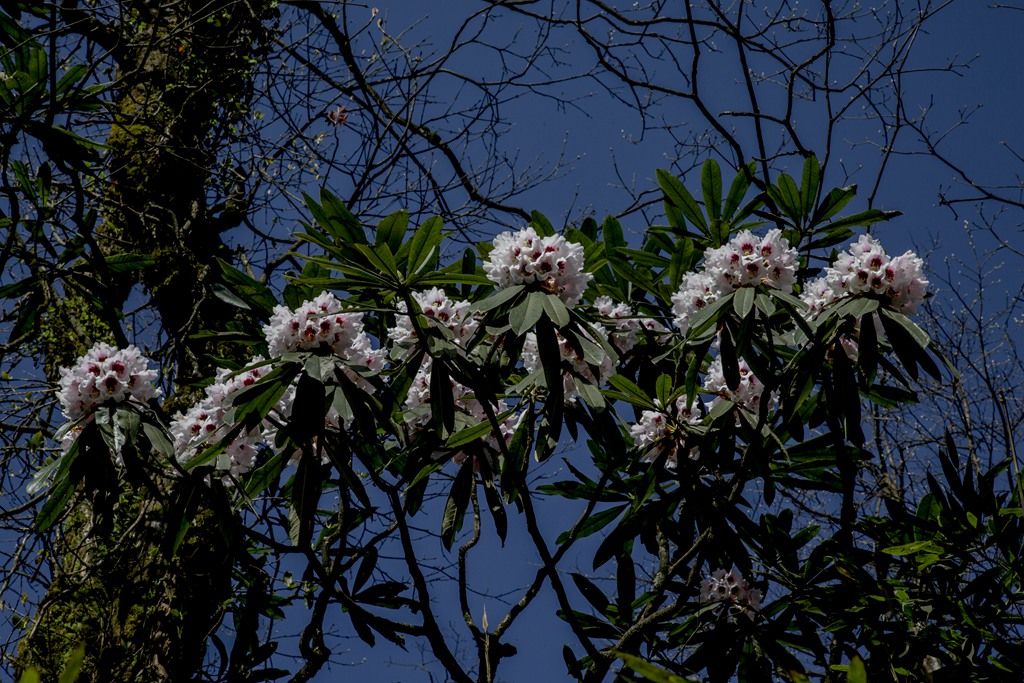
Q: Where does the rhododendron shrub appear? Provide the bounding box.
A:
[38,158,964,682]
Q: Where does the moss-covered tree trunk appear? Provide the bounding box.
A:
[17,1,272,680]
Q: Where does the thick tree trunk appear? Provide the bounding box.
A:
[17,2,272,680]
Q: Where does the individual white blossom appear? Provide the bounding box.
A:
[521,327,615,402]
[593,295,668,353]
[263,291,385,371]
[171,360,270,476]
[58,342,161,421]
[703,355,773,417]
[630,395,705,467]
[699,568,762,621]
[388,287,478,355]
[483,227,592,305]
[802,235,929,317]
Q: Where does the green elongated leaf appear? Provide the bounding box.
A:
[35,471,74,532]
[414,271,491,287]
[575,380,606,410]
[832,297,879,321]
[481,473,507,543]
[812,185,858,225]
[429,358,455,435]
[530,210,556,237]
[847,655,867,683]
[0,274,38,300]
[702,159,722,221]
[509,291,546,335]
[556,504,627,544]
[472,284,523,313]
[657,169,707,233]
[686,291,734,339]
[806,224,856,250]
[105,252,155,273]
[444,409,514,448]
[232,362,302,426]
[800,155,820,219]
[656,374,672,406]
[614,247,670,269]
[245,450,287,498]
[441,458,474,550]
[733,286,755,320]
[143,423,174,460]
[17,668,41,683]
[352,547,379,594]
[320,189,366,243]
[54,64,87,97]
[881,540,942,556]
[773,173,802,223]
[375,209,408,254]
[541,292,570,328]
[719,325,740,390]
[723,162,756,221]
[822,209,901,231]
[460,248,476,297]
[603,214,625,250]
[354,243,400,280]
[878,307,931,349]
[35,436,80,532]
[25,43,46,84]
[215,258,279,317]
[289,453,322,547]
[614,651,693,683]
[607,374,659,410]
[571,573,610,614]
[406,216,442,276]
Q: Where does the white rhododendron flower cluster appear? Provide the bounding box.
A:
[699,568,762,620]
[630,396,706,467]
[704,229,798,291]
[388,287,479,352]
[672,229,798,332]
[171,361,270,476]
[801,235,929,316]
[593,295,668,353]
[703,355,773,416]
[483,227,592,305]
[263,291,385,371]
[522,328,615,403]
[58,342,161,421]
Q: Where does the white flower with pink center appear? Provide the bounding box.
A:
[388,287,478,354]
[58,342,161,421]
[263,291,385,371]
[671,271,720,334]
[483,227,592,305]
[703,229,798,291]
[170,360,270,475]
[593,295,668,353]
[802,235,929,318]
[703,355,774,417]
[699,568,762,621]
[630,395,706,467]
